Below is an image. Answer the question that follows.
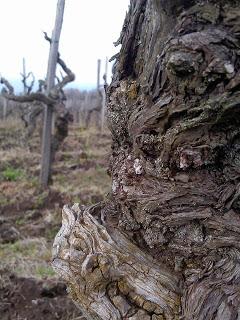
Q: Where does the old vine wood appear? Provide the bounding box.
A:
[53,0,240,319]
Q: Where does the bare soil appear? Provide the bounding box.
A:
[0,272,81,320]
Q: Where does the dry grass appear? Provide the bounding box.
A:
[0,238,55,279]
[0,117,23,130]
[0,118,111,282]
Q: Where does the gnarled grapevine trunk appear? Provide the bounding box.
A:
[53,1,240,319]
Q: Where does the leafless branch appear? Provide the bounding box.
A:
[55,75,66,101]
[43,31,52,44]
[59,70,64,80]
[38,79,46,92]
[0,77,14,94]
[21,71,35,94]
[42,31,74,99]
[55,75,61,84]
[109,53,119,62]
[1,56,73,105]
[1,31,74,109]
[27,72,35,94]
[51,55,75,95]
[2,92,55,105]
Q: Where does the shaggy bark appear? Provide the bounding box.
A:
[53,1,240,319]
[51,104,73,162]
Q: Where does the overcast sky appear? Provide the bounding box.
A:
[0,0,130,91]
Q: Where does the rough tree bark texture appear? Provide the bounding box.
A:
[53,1,240,319]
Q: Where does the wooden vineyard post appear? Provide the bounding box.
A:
[101,56,108,133]
[40,0,65,187]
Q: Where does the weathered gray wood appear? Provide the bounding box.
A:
[101,57,108,132]
[22,58,27,94]
[40,0,65,187]
[97,59,101,91]
[52,203,181,320]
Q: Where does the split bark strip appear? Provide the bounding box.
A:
[40,0,65,187]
